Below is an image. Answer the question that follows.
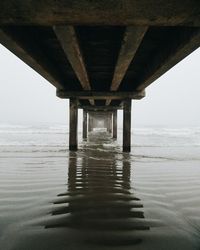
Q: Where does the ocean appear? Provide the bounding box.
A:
[0,124,200,250]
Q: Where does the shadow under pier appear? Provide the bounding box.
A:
[45,132,150,247]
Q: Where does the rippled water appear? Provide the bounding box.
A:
[0,125,200,249]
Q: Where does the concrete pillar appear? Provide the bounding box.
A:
[105,115,109,133]
[103,117,106,130]
[105,113,112,133]
[123,99,132,152]
[108,113,112,134]
[92,115,97,129]
[105,116,108,131]
[83,110,87,139]
[88,113,92,132]
[69,98,78,151]
[113,110,117,139]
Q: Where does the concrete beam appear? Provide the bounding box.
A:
[57,90,145,100]
[0,1,199,26]
[80,106,122,112]
[0,28,64,89]
[54,25,94,105]
[88,111,113,116]
[137,29,200,91]
[106,26,147,105]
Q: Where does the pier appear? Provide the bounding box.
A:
[0,1,199,151]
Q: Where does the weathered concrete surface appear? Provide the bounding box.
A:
[69,99,78,151]
[107,113,112,134]
[83,110,87,139]
[56,90,145,100]
[123,99,132,152]
[113,110,117,139]
[106,26,148,105]
[54,25,94,105]
[0,1,199,26]
[88,113,93,132]
[0,29,64,89]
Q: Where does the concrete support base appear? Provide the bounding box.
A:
[123,99,132,152]
[69,98,78,151]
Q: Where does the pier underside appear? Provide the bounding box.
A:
[0,1,199,151]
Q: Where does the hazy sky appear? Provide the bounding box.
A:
[0,44,199,127]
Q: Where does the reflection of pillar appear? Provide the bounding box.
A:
[83,110,87,139]
[69,98,78,151]
[113,110,117,139]
[123,99,132,152]
[68,152,77,191]
[47,141,150,240]
[122,154,131,189]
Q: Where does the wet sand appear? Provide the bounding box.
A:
[0,131,200,250]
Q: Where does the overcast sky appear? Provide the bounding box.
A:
[0,44,199,127]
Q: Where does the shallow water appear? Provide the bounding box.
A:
[0,127,200,249]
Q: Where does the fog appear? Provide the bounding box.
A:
[0,44,199,127]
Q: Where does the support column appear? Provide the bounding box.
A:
[108,113,112,134]
[103,116,107,130]
[113,110,117,139]
[123,99,132,152]
[88,113,92,132]
[105,113,112,133]
[69,98,78,151]
[105,116,108,132]
[92,114,97,129]
[105,115,110,133]
[83,110,87,139]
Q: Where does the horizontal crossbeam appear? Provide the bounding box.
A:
[80,106,122,111]
[57,90,145,100]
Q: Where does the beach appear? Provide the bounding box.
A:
[0,124,200,250]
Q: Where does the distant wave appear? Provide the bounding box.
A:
[0,124,200,135]
[133,127,200,137]
[0,124,200,148]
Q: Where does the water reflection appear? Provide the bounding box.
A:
[45,132,150,246]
